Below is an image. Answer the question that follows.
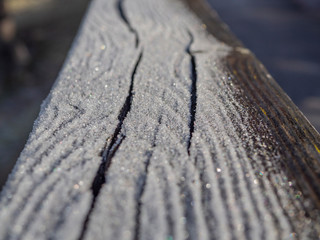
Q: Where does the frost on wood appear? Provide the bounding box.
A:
[0,0,319,239]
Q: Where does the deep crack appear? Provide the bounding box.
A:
[186,30,198,155]
[77,51,143,240]
[117,0,139,48]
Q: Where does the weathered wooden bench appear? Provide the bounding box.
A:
[0,0,319,239]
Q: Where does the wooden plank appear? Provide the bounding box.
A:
[0,0,319,239]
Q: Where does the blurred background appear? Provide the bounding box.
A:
[0,0,90,188]
[0,0,319,189]
[208,0,320,129]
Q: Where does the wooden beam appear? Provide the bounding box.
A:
[0,0,319,239]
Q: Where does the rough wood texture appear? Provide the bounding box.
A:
[0,0,319,239]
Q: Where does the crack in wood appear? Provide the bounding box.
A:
[77,51,143,240]
[117,0,139,48]
[186,30,198,155]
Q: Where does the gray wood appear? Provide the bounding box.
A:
[0,0,319,239]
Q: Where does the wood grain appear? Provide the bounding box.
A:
[0,0,319,239]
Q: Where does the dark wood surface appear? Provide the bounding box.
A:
[206,0,320,132]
